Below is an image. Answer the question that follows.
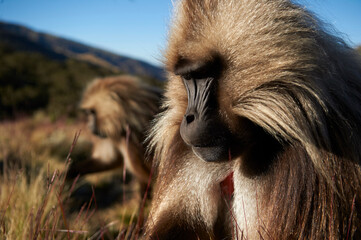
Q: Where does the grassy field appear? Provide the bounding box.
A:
[0,113,147,239]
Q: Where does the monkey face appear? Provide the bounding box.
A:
[164,1,307,165]
[82,107,107,138]
[80,91,125,140]
[165,1,290,165]
[175,57,240,162]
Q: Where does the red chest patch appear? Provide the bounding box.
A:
[220,172,234,199]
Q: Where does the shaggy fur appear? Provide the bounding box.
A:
[69,75,162,190]
[145,0,361,239]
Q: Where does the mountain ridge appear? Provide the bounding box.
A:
[0,21,166,81]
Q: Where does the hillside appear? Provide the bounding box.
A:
[0,22,165,80]
[0,21,165,119]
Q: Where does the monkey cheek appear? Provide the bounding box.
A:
[96,132,107,138]
[192,145,229,162]
[90,126,107,138]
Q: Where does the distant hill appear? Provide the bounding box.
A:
[0,21,165,81]
[0,21,165,119]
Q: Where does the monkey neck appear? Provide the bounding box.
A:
[233,144,361,239]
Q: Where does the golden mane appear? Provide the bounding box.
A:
[82,75,162,145]
[146,0,361,239]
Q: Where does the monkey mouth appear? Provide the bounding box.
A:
[189,134,242,162]
[192,144,230,162]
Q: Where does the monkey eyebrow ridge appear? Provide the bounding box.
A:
[174,55,223,80]
[174,58,207,76]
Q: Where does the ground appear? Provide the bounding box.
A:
[0,112,148,239]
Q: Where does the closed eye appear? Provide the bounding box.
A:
[82,108,96,115]
[174,55,224,81]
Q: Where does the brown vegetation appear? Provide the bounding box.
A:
[0,116,145,239]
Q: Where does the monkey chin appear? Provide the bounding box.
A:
[192,145,230,162]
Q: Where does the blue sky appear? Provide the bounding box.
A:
[0,0,360,66]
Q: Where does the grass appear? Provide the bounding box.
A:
[0,113,147,239]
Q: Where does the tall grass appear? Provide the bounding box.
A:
[0,116,145,239]
[0,126,91,239]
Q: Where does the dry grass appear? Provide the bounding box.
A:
[0,113,147,239]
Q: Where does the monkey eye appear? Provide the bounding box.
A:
[182,73,193,81]
[83,108,96,115]
[174,56,223,81]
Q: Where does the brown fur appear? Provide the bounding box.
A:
[145,0,361,239]
[69,75,162,195]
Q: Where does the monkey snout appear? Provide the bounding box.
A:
[180,112,220,148]
[180,113,208,146]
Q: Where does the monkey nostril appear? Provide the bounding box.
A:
[185,114,195,124]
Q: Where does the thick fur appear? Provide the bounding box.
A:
[70,75,162,190]
[145,0,361,239]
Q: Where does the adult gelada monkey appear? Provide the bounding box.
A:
[68,75,162,198]
[145,0,361,239]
